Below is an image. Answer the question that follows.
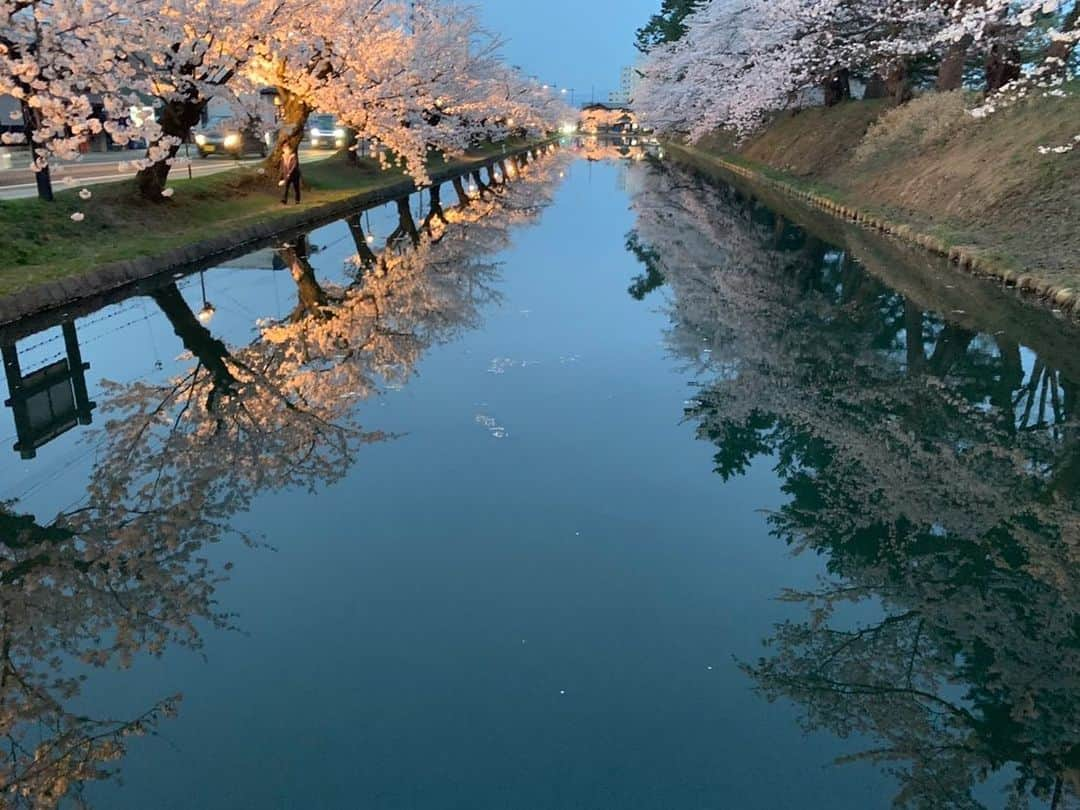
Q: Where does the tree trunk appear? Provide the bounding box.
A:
[345,214,379,269]
[885,61,913,106]
[20,102,54,201]
[151,282,236,410]
[135,96,206,201]
[452,176,470,208]
[823,68,852,107]
[928,324,975,377]
[471,169,492,199]
[343,129,358,165]
[265,87,312,177]
[904,299,925,373]
[863,73,887,100]
[985,43,1022,93]
[422,183,449,231]
[992,335,1023,429]
[388,197,420,247]
[936,36,972,91]
[280,236,331,321]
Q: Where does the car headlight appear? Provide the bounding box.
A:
[310,129,321,138]
[194,134,207,146]
[333,128,345,138]
[224,133,241,148]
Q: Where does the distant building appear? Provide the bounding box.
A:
[0,92,152,153]
[608,66,638,107]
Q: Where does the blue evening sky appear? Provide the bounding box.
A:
[473,0,659,105]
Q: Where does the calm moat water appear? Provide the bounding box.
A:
[1,142,1078,809]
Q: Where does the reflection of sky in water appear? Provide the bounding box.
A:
[0,157,1075,809]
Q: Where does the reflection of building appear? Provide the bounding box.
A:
[575,135,650,164]
[2,322,95,459]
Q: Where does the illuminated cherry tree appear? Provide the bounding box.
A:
[2,0,564,203]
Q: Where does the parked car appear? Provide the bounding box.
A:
[194,116,274,158]
[307,114,348,150]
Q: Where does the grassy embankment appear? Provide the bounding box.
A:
[679,89,1080,305]
[0,140,536,298]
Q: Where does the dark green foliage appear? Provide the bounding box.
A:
[634,0,703,53]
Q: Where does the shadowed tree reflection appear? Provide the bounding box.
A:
[624,231,665,301]
[0,151,567,808]
[628,161,1080,808]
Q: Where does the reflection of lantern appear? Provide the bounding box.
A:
[197,272,215,324]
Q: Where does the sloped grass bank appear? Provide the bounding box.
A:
[0,140,538,300]
[688,92,1080,312]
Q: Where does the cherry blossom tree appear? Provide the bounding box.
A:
[122,0,293,200]
[4,0,562,204]
[250,0,566,182]
[0,0,154,200]
[634,0,1078,149]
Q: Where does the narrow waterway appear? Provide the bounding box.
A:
[1,144,1078,809]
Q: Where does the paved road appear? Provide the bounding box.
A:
[0,147,334,200]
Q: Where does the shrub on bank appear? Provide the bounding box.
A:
[853,91,975,165]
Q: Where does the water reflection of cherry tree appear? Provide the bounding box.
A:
[629,163,1080,808]
[0,150,565,808]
